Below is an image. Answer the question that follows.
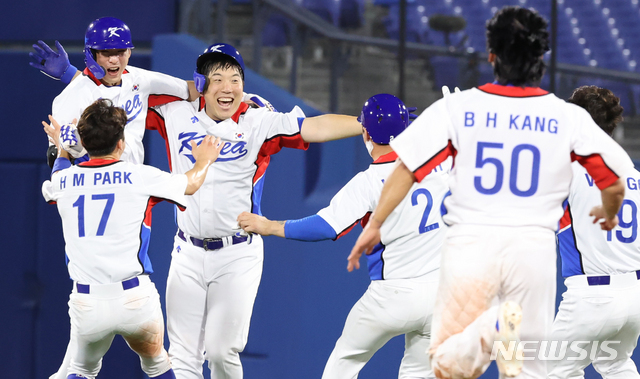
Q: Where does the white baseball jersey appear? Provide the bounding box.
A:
[52,66,189,164]
[390,83,634,231]
[147,100,308,238]
[317,152,450,280]
[557,163,640,276]
[42,159,188,284]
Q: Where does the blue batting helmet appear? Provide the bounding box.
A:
[84,17,134,79]
[193,43,245,93]
[359,94,409,144]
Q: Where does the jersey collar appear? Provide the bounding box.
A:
[372,151,398,164]
[232,102,250,123]
[83,67,130,87]
[477,83,549,97]
[78,158,121,167]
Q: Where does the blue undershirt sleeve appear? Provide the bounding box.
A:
[284,214,337,241]
[73,154,90,164]
[51,157,72,177]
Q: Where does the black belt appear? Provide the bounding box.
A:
[587,270,640,286]
[76,277,140,294]
[178,229,250,251]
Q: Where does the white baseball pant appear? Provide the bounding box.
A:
[166,233,263,379]
[322,271,439,379]
[429,224,557,379]
[66,275,172,378]
[548,272,640,379]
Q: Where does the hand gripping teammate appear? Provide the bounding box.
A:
[549,86,640,378]
[237,94,449,379]
[350,6,634,379]
[41,99,223,379]
[145,43,363,379]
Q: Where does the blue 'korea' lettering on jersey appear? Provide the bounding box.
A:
[178,132,249,163]
[123,94,143,124]
[216,141,248,162]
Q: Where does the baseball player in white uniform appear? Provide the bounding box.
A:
[33,17,199,379]
[350,6,634,379]
[237,93,449,379]
[41,99,224,379]
[550,86,640,378]
[145,43,362,379]
[38,17,197,166]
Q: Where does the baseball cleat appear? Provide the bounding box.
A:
[495,301,523,377]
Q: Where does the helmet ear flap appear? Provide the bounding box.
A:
[193,70,206,93]
[84,47,105,79]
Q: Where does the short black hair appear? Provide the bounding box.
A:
[486,6,550,86]
[568,86,624,136]
[77,99,126,157]
[197,53,244,93]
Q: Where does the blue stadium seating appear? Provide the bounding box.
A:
[340,0,366,28]
[296,0,341,26]
[263,14,292,47]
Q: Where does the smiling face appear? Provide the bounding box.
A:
[95,48,131,86]
[203,65,244,121]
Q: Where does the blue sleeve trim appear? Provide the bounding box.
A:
[297,117,305,130]
[52,157,71,176]
[61,65,78,84]
[284,214,337,241]
[73,154,90,164]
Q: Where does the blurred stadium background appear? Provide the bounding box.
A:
[2,0,640,378]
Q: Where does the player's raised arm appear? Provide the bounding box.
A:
[184,136,223,195]
[348,159,415,271]
[29,40,80,84]
[300,114,362,142]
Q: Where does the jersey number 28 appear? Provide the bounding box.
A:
[411,188,439,234]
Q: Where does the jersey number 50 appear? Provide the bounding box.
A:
[72,193,115,237]
[474,142,540,197]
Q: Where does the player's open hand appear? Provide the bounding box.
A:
[589,205,619,231]
[347,219,382,272]
[29,40,76,83]
[237,211,278,236]
[42,115,71,150]
[191,136,223,165]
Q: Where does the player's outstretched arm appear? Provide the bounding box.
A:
[184,136,223,195]
[300,115,361,142]
[237,212,285,237]
[237,212,338,241]
[348,159,416,271]
[589,178,625,230]
[29,40,80,84]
